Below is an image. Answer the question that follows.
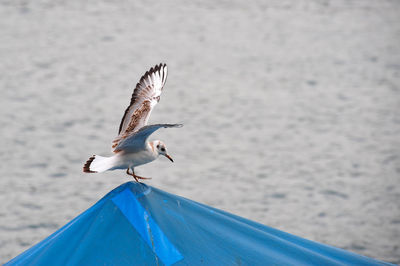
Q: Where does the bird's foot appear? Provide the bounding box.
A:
[133,174,152,180]
[126,168,151,182]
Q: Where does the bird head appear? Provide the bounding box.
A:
[154,140,174,162]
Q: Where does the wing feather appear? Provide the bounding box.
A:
[112,100,152,149]
[113,124,183,153]
[118,63,167,135]
[113,63,168,150]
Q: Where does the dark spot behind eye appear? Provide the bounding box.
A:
[161,148,165,152]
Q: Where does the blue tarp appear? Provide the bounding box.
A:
[6,182,393,265]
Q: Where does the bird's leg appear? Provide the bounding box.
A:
[132,168,152,181]
[127,168,139,182]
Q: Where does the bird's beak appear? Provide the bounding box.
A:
[165,154,174,162]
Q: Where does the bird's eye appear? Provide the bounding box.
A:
[161,147,165,152]
[156,145,160,148]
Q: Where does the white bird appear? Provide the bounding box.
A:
[83,63,182,182]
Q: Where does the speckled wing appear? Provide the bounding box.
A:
[112,63,168,151]
[113,124,183,153]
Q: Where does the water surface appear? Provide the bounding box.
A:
[0,0,399,263]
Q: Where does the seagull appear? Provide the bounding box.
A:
[83,63,182,182]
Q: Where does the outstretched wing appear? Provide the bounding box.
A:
[112,63,168,150]
[113,124,183,153]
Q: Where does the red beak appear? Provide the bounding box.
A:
[165,154,174,162]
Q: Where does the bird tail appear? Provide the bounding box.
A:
[83,155,115,173]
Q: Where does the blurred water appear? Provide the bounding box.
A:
[1,0,399,263]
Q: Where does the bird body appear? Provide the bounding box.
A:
[87,144,157,173]
[83,64,182,181]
